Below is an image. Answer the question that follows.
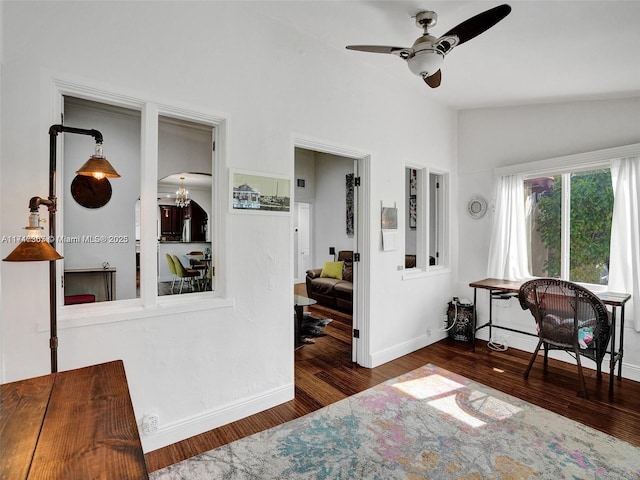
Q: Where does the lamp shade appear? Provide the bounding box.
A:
[76,156,121,179]
[407,50,444,77]
[4,240,63,261]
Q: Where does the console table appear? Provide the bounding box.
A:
[0,360,148,479]
[64,267,116,301]
[469,278,631,394]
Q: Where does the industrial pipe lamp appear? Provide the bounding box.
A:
[3,124,120,373]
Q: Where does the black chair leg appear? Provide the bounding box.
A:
[574,346,589,398]
[543,343,549,367]
[524,339,543,379]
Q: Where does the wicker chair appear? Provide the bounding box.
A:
[518,278,611,398]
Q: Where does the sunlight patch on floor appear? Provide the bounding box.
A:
[393,373,522,428]
[393,374,464,399]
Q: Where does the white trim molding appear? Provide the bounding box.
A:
[495,143,640,177]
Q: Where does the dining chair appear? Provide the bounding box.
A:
[165,253,177,293]
[203,264,214,291]
[518,278,612,398]
[172,255,201,293]
[187,250,207,283]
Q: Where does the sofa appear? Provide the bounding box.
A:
[306,252,434,313]
[306,251,354,313]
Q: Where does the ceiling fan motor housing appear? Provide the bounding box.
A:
[415,11,438,30]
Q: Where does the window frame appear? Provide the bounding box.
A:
[403,164,449,280]
[496,143,640,289]
[46,78,231,332]
[523,167,613,285]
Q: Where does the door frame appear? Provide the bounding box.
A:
[292,136,371,366]
[294,202,312,284]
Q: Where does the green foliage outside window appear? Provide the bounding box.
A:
[536,170,613,284]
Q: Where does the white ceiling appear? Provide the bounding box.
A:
[267,0,640,110]
[158,173,212,192]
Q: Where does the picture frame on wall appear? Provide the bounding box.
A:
[381,206,398,230]
[346,173,355,236]
[409,195,417,229]
[409,168,417,196]
[230,169,291,214]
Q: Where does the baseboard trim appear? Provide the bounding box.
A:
[369,333,447,368]
[142,383,294,453]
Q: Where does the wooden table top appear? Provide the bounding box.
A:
[0,360,148,479]
[469,277,524,292]
[469,277,631,307]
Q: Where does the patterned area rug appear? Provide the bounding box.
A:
[151,364,640,479]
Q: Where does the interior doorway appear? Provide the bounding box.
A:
[293,140,369,366]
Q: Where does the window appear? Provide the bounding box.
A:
[524,168,613,285]
[52,79,228,326]
[404,166,448,273]
[429,171,446,267]
[63,99,216,302]
[63,97,142,301]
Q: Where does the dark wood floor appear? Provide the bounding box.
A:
[145,288,640,473]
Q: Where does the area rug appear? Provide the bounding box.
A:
[150,364,640,479]
[300,314,332,343]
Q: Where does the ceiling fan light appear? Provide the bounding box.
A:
[407,50,444,78]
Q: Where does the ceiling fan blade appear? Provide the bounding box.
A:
[441,4,511,46]
[424,70,441,88]
[346,45,411,57]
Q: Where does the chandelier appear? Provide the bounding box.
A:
[175,176,190,208]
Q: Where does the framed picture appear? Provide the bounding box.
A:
[409,195,417,229]
[409,168,417,196]
[346,173,355,236]
[381,207,398,230]
[230,169,291,214]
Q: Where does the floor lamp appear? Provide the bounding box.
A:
[3,124,120,373]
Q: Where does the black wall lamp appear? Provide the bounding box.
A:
[3,124,120,373]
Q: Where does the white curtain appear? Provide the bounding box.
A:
[609,156,640,331]
[487,174,531,281]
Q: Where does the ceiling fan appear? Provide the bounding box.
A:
[346,4,511,88]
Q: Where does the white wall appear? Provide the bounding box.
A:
[294,149,353,269]
[0,1,457,451]
[158,118,212,180]
[457,97,640,380]
[293,148,315,204]
[313,153,355,267]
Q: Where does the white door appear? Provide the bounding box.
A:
[294,202,311,283]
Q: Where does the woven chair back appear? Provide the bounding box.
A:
[519,278,610,353]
